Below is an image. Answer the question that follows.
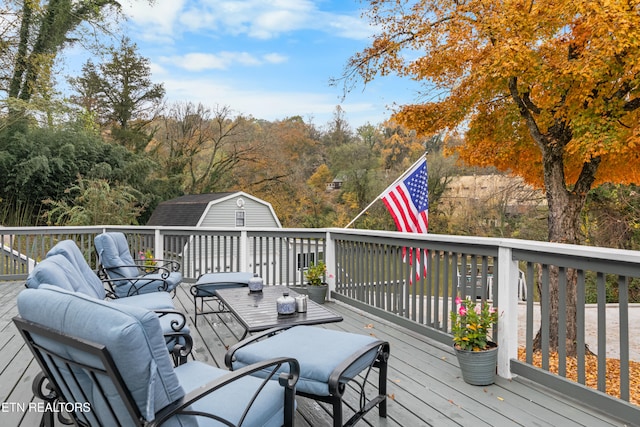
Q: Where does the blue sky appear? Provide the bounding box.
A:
[96,0,423,130]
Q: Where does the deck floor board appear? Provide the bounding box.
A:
[0,280,631,427]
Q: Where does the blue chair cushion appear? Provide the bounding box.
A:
[111,291,175,310]
[95,232,139,278]
[46,240,106,299]
[27,252,175,310]
[172,361,287,427]
[95,232,182,297]
[17,286,185,424]
[26,255,103,299]
[231,326,380,396]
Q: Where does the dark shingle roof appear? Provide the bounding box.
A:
[146,193,235,226]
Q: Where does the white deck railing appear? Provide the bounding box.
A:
[1,225,638,420]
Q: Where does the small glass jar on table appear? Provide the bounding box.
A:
[276,291,296,315]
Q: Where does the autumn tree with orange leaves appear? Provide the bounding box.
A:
[346,0,640,355]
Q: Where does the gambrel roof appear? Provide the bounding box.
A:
[146,192,280,227]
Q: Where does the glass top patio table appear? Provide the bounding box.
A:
[214,285,343,338]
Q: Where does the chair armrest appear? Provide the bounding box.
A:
[152,309,193,365]
[102,263,173,278]
[134,258,181,273]
[326,340,390,395]
[98,267,172,296]
[150,357,300,427]
[154,309,186,331]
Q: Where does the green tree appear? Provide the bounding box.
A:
[4,0,148,131]
[331,142,380,212]
[43,177,144,225]
[322,105,353,148]
[584,184,640,250]
[69,37,165,153]
[0,124,154,224]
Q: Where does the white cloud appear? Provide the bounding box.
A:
[324,14,374,40]
[121,0,186,35]
[160,76,380,126]
[263,53,288,64]
[122,0,371,41]
[249,9,310,39]
[159,51,282,71]
[115,1,397,128]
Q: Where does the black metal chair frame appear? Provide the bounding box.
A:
[154,309,194,365]
[225,326,390,427]
[190,280,248,326]
[97,263,180,298]
[14,316,299,427]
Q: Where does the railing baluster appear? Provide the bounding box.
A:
[618,275,630,402]
[525,262,535,364]
[597,272,607,393]
[541,264,550,371]
[576,269,586,384]
[557,266,567,378]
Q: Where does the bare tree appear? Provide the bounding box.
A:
[153,102,257,194]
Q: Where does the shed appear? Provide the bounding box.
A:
[147,192,284,277]
[147,192,281,228]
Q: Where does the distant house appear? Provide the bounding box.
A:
[147,192,283,277]
[326,178,343,191]
[147,192,281,228]
[440,174,546,226]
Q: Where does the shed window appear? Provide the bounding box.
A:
[235,210,245,227]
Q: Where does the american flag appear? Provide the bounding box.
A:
[381,158,429,280]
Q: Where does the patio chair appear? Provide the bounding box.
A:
[226,325,390,427]
[45,239,175,311]
[14,286,299,427]
[26,249,192,366]
[191,272,255,325]
[94,232,183,298]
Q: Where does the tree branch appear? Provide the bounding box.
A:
[508,77,546,149]
[522,92,541,114]
[623,96,640,112]
[573,156,601,196]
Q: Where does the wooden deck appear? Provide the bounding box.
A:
[0,280,631,427]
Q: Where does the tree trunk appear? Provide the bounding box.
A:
[531,137,598,356]
[509,76,600,357]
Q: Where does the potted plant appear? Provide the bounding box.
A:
[138,249,157,273]
[450,296,499,385]
[304,261,328,304]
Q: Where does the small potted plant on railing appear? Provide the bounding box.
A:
[304,261,328,304]
[138,250,157,273]
[450,295,499,385]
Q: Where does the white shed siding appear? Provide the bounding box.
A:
[200,197,279,228]
[182,192,283,277]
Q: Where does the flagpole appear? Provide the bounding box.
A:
[344,153,427,229]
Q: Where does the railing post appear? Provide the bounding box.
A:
[497,245,519,379]
[239,229,250,272]
[154,228,164,260]
[325,230,336,301]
